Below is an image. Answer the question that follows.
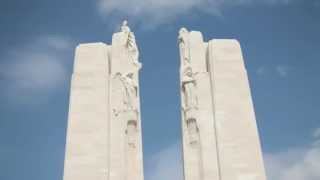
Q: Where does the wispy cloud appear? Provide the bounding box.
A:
[40,35,73,51]
[264,128,320,180]
[145,143,183,180]
[256,65,292,77]
[275,65,291,77]
[147,128,320,180]
[98,0,294,28]
[256,66,267,75]
[312,128,320,146]
[0,35,74,105]
[313,128,320,138]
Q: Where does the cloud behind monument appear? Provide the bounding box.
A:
[0,35,74,105]
[98,0,294,27]
[148,128,320,180]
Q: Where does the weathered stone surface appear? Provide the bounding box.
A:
[208,39,266,180]
[64,43,110,180]
[64,21,144,180]
[179,29,267,180]
[179,29,220,180]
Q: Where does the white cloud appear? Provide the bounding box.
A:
[4,53,66,91]
[145,143,183,180]
[312,128,320,138]
[40,35,73,50]
[256,66,267,75]
[275,65,290,77]
[148,128,320,180]
[0,35,74,105]
[312,128,320,147]
[256,65,292,77]
[264,146,320,180]
[98,0,293,27]
[264,128,320,180]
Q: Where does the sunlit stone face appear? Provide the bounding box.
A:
[64,22,144,180]
[178,29,267,180]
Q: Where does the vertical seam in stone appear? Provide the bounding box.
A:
[179,36,187,180]
[180,82,187,180]
[137,73,144,180]
[208,41,222,180]
[107,46,111,180]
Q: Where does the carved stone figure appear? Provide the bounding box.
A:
[64,22,144,180]
[182,66,198,111]
[118,73,139,149]
[121,20,131,33]
[119,72,138,112]
[121,20,142,69]
[178,27,190,65]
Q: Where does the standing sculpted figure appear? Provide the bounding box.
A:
[118,72,139,148]
[182,66,200,145]
[182,66,198,111]
[178,27,190,65]
[121,20,142,69]
[121,20,131,33]
[119,72,138,112]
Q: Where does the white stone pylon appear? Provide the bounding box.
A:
[178,28,267,180]
[63,21,144,180]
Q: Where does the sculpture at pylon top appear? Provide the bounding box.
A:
[120,20,142,69]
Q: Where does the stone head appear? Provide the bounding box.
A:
[179,27,188,35]
[121,20,130,32]
[122,20,128,26]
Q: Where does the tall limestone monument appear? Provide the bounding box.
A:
[63,21,144,180]
[178,28,267,180]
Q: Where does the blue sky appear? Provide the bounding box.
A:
[0,0,320,180]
